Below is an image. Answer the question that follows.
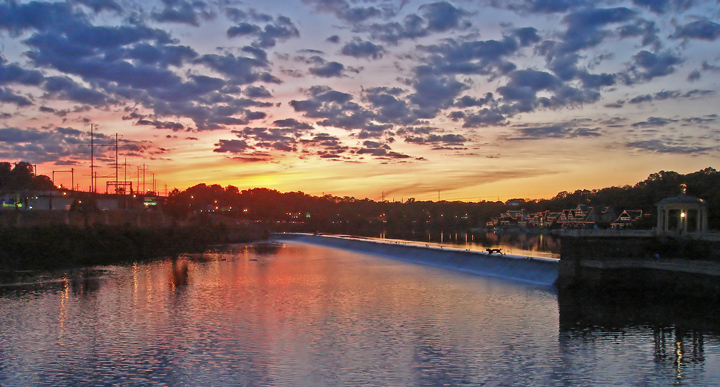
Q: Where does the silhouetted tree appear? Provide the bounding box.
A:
[0,161,57,193]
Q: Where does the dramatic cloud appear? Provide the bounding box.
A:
[341,39,384,59]
[152,0,215,26]
[672,20,720,41]
[631,116,676,128]
[364,1,471,44]
[196,50,276,85]
[626,139,715,154]
[290,86,380,132]
[227,14,299,48]
[43,76,109,105]
[409,72,467,118]
[0,58,44,86]
[300,133,349,158]
[356,140,410,159]
[74,0,123,14]
[273,118,314,130]
[506,0,590,14]
[0,0,719,190]
[309,61,346,78]
[508,124,601,140]
[404,133,467,146]
[0,87,33,106]
[214,139,254,154]
[558,7,636,54]
[631,0,694,15]
[627,50,683,82]
[0,126,159,163]
[302,0,389,24]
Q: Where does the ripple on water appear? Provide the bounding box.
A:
[1,242,719,386]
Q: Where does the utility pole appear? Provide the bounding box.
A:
[114,133,119,194]
[137,166,140,194]
[124,158,128,195]
[86,124,113,194]
[142,164,147,193]
[90,123,94,193]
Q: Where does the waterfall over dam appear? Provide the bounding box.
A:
[272,233,559,286]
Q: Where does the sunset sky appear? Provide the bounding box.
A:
[1,0,719,201]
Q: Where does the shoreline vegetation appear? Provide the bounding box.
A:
[0,221,266,284]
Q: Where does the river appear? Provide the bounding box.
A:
[1,240,719,386]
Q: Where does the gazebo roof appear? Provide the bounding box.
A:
[657,193,706,207]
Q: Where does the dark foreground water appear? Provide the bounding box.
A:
[1,241,719,386]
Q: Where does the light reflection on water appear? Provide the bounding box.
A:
[1,241,719,386]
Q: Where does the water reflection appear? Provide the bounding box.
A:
[69,270,103,295]
[558,288,720,385]
[169,261,189,290]
[249,241,284,255]
[1,242,720,386]
[558,288,720,332]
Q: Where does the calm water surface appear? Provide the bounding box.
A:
[1,241,719,386]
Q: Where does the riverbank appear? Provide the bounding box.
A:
[0,222,266,282]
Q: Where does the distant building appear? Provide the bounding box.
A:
[611,210,644,229]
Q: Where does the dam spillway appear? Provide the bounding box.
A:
[272,233,559,286]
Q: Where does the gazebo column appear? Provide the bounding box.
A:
[664,208,670,232]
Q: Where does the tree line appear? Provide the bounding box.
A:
[165,167,720,235]
[3,160,718,234]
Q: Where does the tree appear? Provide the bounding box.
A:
[8,162,34,190]
[32,175,56,191]
[0,162,11,189]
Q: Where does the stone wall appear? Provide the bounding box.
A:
[557,235,720,299]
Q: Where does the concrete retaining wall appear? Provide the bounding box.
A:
[558,235,720,298]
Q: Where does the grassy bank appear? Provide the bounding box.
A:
[0,222,265,275]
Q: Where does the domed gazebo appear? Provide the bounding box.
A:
[656,184,708,235]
